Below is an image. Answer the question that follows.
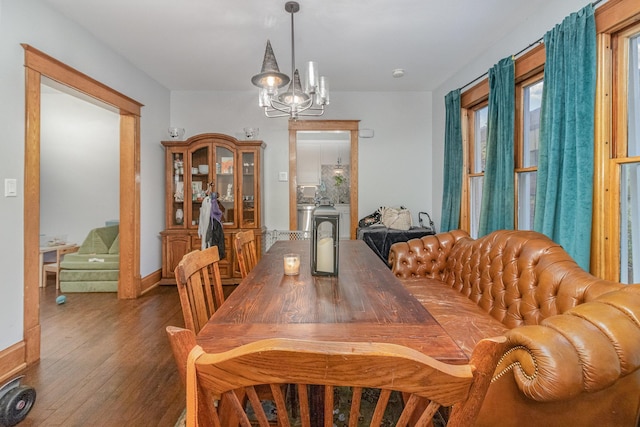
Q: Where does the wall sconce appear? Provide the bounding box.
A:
[310,199,339,276]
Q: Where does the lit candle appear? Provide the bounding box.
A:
[316,237,334,273]
[283,253,301,275]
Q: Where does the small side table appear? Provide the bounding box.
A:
[39,243,78,288]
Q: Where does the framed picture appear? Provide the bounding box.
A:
[221,157,233,174]
[191,181,202,194]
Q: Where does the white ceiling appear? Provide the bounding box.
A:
[41,0,558,92]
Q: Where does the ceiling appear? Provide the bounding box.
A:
[41,0,559,92]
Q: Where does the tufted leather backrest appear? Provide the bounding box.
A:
[390,229,623,328]
[389,229,470,280]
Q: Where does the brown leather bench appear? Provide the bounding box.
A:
[389,229,640,427]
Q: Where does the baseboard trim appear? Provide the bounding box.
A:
[0,341,27,384]
[141,269,162,295]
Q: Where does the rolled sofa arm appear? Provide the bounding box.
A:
[493,284,640,401]
[389,229,469,279]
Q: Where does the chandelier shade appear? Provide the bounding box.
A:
[278,70,310,106]
[251,1,329,119]
[251,40,290,92]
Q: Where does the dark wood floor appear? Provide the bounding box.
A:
[19,281,186,427]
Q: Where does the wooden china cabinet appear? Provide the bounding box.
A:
[160,133,265,285]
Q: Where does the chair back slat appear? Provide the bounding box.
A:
[188,273,210,333]
[166,327,507,427]
[323,386,333,427]
[297,384,311,427]
[395,393,420,425]
[175,246,224,334]
[234,231,258,278]
[245,386,270,427]
[268,384,290,427]
[371,388,391,426]
[348,387,363,427]
[221,390,251,426]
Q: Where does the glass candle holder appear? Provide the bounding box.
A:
[283,253,301,275]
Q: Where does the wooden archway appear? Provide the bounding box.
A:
[22,44,142,365]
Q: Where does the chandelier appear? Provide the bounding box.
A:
[251,1,329,119]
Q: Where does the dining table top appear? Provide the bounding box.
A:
[196,239,467,364]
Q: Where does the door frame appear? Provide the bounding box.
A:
[22,44,142,365]
[288,120,359,239]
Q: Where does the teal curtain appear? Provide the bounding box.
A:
[440,89,463,232]
[534,5,596,270]
[478,57,515,236]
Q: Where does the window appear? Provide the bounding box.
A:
[457,1,640,280]
[468,105,488,238]
[462,74,542,238]
[619,31,640,283]
[473,106,488,173]
[516,79,543,230]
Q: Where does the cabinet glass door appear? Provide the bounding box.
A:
[241,152,256,227]
[191,146,209,228]
[216,146,235,226]
[172,152,185,227]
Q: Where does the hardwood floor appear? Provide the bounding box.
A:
[19,282,186,427]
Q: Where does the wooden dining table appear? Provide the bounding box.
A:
[197,239,466,361]
[196,239,467,425]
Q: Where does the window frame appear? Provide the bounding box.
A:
[597,22,640,281]
[515,75,543,230]
[462,101,488,235]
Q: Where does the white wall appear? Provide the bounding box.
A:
[40,88,120,246]
[0,0,170,350]
[431,0,592,229]
[170,90,432,230]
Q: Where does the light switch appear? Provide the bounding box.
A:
[278,172,288,182]
[4,178,17,197]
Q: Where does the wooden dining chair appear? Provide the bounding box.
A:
[234,230,258,279]
[166,326,507,427]
[174,246,225,334]
[42,245,79,290]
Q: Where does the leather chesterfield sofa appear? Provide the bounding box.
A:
[389,229,640,427]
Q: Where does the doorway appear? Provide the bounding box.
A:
[23,45,142,365]
[288,120,359,239]
[40,80,120,261]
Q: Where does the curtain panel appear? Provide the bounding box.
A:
[440,89,463,232]
[478,57,515,236]
[533,5,596,270]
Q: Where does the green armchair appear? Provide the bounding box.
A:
[59,225,119,292]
